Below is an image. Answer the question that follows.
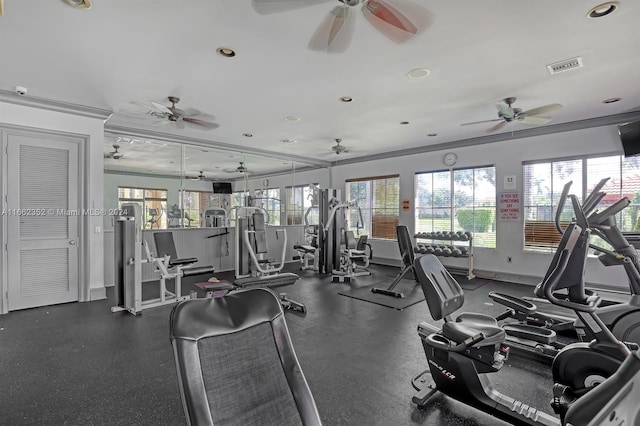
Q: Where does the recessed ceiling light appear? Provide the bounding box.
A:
[285,116,300,122]
[427,133,438,137]
[216,47,236,58]
[603,97,622,104]
[400,121,410,125]
[64,0,92,9]
[339,96,353,102]
[407,68,431,79]
[243,133,253,138]
[587,2,619,18]
[280,139,297,144]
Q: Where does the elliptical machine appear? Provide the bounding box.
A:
[411,195,632,425]
[491,178,640,355]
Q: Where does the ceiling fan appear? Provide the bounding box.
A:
[186,171,215,181]
[332,138,350,154]
[104,144,124,160]
[252,0,431,53]
[127,96,219,130]
[224,162,250,174]
[461,97,563,133]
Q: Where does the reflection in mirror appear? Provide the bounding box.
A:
[104,136,183,230]
[104,134,323,230]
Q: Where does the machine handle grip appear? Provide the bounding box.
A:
[450,332,486,352]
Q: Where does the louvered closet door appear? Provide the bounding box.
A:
[6,132,79,311]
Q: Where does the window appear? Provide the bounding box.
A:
[285,185,317,225]
[346,175,400,240]
[524,154,640,251]
[254,188,281,225]
[182,190,221,227]
[415,166,496,248]
[118,187,168,229]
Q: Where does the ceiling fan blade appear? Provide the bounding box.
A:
[251,0,332,15]
[308,6,355,53]
[487,121,507,133]
[183,117,220,130]
[150,101,173,115]
[521,103,563,117]
[519,115,551,125]
[175,119,185,130]
[362,0,421,44]
[496,102,515,118]
[460,118,503,126]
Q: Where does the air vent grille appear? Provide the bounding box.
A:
[547,57,583,75]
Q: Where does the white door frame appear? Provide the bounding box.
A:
[0,125,87,314]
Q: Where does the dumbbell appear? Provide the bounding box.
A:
[425,245,435,254]
[451,247,463,257]
[442,247,452,257]
[433,246,443,256]
[459,246,468,255]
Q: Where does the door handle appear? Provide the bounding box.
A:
[69,240,76,245]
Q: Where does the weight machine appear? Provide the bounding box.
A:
[317,189,372,282]
[234,206,305,312]
[112,203,214,315]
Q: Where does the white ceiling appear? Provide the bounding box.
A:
[1,0,639,177]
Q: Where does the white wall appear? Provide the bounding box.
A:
[0,101,106,305]
[330,125,629,289]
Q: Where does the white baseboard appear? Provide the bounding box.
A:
[90,287,107,301]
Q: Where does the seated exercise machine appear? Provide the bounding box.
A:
[332,230,372,283]
[112,204,215,315]
[169,288,322,425]
[294,225,320,271]
[371,225,417,298]
[490,179,640,360]
[411,215,632,424]
[234,207,305,312]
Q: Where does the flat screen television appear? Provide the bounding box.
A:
[619,121,640,157]
[212,181,233,194]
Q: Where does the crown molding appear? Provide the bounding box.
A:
[332,110,640,167]
[0,90,112,120]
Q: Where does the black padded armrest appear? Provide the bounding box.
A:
[489,291,537,315]
[169,257,199,267]
[294,245,316,253]
[182,265,215,277]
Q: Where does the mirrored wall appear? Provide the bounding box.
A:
[103,134,329,229]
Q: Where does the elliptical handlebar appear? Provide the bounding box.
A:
[555,180,573,235]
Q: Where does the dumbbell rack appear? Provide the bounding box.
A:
[414,231,474,280]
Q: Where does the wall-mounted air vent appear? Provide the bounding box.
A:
[547,57,584,75]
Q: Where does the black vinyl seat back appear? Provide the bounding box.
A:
[170,288,321,426]
[154,232,179,261]
[356,235,368,251]
[414,254,464,321]
[344,230,358,250]
[396,225,415,267]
